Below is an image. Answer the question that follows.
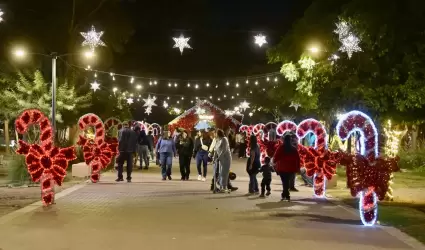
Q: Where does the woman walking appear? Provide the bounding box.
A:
[177,130,194,180]
[156,130,177,181]
[246,135,260,194]
[213,129,232,193]
[193,130,212,181]
[137,130,152,170]
[273,134,301,201]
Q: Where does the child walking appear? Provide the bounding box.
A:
[259,157,274,197]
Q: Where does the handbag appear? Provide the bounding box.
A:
[200,138,209,151]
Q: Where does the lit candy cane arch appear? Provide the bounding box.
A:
[239,125,253,157]
[336,111,379,226]
[78,114,115,183]
[149,123,162,136]
[296,119,329,198]
[252,123,265,135]
[15,109,77,206]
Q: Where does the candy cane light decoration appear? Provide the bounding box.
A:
[78,114,115,183]
[276,120,297,136]
[336,110,378,226]
[149,123,162,136]
[252,123,265,135]
[297,119,329,198]
[15,109,77,206]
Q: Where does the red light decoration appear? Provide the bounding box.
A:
[149,123,162,136]
[252,123,265,135]
[276,120,297,136]
[77,114,115,183]
[15,109,77,206]
[296,119,329,197]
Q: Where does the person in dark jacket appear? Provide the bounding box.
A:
[259,156,274,197]
[116,124,139,182]
[193,130,212,181]
[273,134,301,201]
[137,130,152,170]
[247,135,261,194]
[177,130,194,180]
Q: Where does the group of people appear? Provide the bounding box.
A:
[115,122,308,201]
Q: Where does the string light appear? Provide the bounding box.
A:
[174,83,178,87]
[94,73,97,78]
[195,84,199,89]
[206,82,210,87]
[81,25,106,51]
[149,81,152,85]
[255,81,258,85]
[154,81,157,85]
[136,84,142,90]
[246,80,249,84]
[168,83,171,87]
[130,77,135,84]
[163,101,169,108]
[274,77,278,82]
[187,83,191,87]
[226,81,230,86]
[236,83,239,88]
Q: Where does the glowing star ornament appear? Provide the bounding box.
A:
[334,21,362,59]
[81,26,106,51]
[254,34,267,47]
[143,95,157,115]
[289,102,301,111]
[145,106,152,115]
[127,98,134,104]
[90,81,100,92]
[173,34,192,55]
[239,101,250,112]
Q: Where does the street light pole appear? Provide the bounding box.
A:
[51,52,57,140]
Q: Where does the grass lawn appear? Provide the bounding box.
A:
[328,167,425,244]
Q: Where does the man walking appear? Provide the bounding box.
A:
[116,124,139,183]
[147,131,155,162]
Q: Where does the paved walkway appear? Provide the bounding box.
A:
[0,159,423,250]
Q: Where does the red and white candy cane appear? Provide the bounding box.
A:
[149,123,162,136]
[296,119,328,198]
[252,123,265,135]
[239,125,251,135]
[276,120,297,136]
[336,110,379,226]
[15,109,76,206]
[78,114,108,183]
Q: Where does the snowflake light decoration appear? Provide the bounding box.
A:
[290,102,301,111]
[127,98,134,104]
[281,63,299,82]
[254,34,267,47]
[81,26,106,51]
[173,34,192,55]
[334,21,362,59]
[143,95,157,115]
[90,81,100,92]
[239,101,250,112]
[0,9,4,22]
[196,107,206,115]
[163,101,169,108]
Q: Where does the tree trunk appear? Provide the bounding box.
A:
[4,120,9,154]
[68,124,79,144]
[411,125,418,151]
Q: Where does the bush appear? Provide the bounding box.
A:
[7,155,32,184]
[399,147,425,172]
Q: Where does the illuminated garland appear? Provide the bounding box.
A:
[15,109,77,206]
[337,110,399,226]
[77,114,115,183]
[297,119,330,198]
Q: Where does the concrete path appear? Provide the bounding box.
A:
[0,159,423,250]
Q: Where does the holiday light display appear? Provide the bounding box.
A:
[149,123,162,136]
[239,101,250,112]
[127,98,134,104]
[289,102,301,111]
[239,125,252,136]
[276,120,297,136]
[104,117,122,157]
[77,114,115,183]
[337,110,400,226]
[252,123,265,135]
[254,34,267,47]
[0,9,4,22]
[15,109,77,206]
[334,20,362,59]
[143,95,157,115]
[81,25,106,51]
[297,119,332,198]
[173,34,192,54]
[90,81,100,92]
[281,63,299,82]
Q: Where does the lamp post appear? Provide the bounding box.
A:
[12,48,95,138]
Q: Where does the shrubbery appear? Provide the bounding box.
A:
[398,147,425,172]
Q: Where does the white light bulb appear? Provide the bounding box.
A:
[191,100,194,103]
[226,81,229,86]
[94,73,97,78]
[195,96,198,99]
[168,83,171,87]
[112,76,115,81]
[206,82,210,87]
[130,77,135,84]
[167,97,170,100]
[231,96,234,99]
[154,81,157,85]
[113,87,118,92]
[149,81,152,85]
[236,83,239,88]
[274,77,278,82]
[224,94,227,98]
[181,97,184,100]
[177,101,180,104]
[266,77,270,81]
[195,84,199,89]
[246,80,249,84]
[255,81,258,85]
[218,98,221,101]
[187,83,191,87]
[237,93,239,96]
[136,85,142,90]
[174,83,178,87]
[209,96,212,99]
[110,72,114,76]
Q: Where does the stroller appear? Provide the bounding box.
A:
[211,159,237,193]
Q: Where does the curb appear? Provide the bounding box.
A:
[0,181,88,225]
[329,198,425,250]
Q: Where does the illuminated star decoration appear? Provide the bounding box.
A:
[163,101,169,108]
[290,102,301,111]
[0,9,4,22]
[172,34,192,55]
[254,34,267,47]
[81,26,106,51]
[239,101,250,112]
[334,21,362,59]
[127,98,134,104]
[90,81,100,92]
[143,95,157,115]
[196,107,206,115]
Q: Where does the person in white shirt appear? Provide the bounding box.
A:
[213,129,232,193]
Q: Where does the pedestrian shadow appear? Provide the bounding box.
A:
[205,194,254,200]
[255,201,294,210]
[271,212,360,225]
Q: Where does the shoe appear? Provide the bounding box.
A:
[290,188,299,192]
[230,187,238,192]
[162,177,166,181]
[181,177,185,181]
[197,175,202,181]
[266,191,271,196]
[138,167,143,170]
[201,177,206,182]
[254,191,260,195]
[127,179,131,183]
[115,178,124,182]
[143,167,149,170]
[167,175,172,180]
[185,176,189,181]
[259,194,265,198]
[220,189,230,194]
